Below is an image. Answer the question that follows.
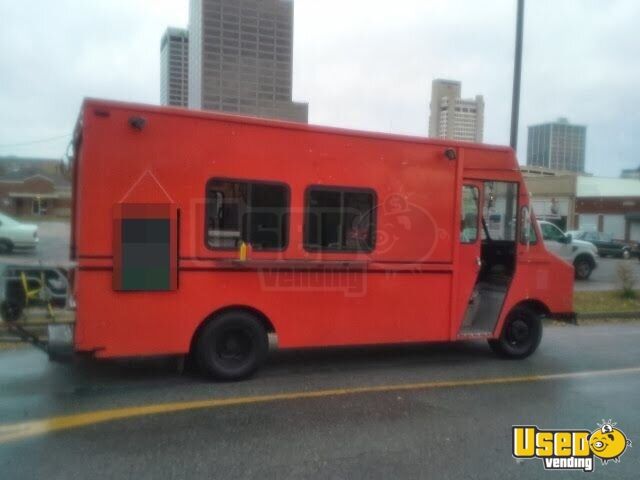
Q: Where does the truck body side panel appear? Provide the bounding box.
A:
[72,99,573,357]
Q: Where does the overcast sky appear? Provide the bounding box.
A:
[1,0,638,176]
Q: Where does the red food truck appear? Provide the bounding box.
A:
[62,99,574,379]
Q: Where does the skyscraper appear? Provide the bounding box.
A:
[527,118,586,173]
[428,79,484,143]
[188,0,308,122]
[160,28,189,107]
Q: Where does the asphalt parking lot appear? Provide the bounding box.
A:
[0,221,638,478]
[0,221,71,267]
[575,255,640,291]
[0,324,638,479]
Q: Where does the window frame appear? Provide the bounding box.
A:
[303,185,377,253]
[204,177,291,252]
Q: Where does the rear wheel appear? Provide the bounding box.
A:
[488,306,543,359]
[195,310,268,381]
[0,300,24,322]
[574,256,593,280]
[0,280,26,322]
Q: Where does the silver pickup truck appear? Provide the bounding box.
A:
[538,220,599,280]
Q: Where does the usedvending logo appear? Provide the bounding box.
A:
[512,420,631,472]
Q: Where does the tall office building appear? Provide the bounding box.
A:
[160,28,189,107]
[188,0,308,122]
[527,118,586,173]
[428,79,484,143]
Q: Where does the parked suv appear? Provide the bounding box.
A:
[538,221,599,280]
[566,230,633,259]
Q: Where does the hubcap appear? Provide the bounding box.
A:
[215,329,252,365]
[577,262,590,277]
[508,319,530,344]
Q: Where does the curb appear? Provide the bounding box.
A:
[577,311,640,320]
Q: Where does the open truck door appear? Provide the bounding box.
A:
[456,181,483,331]
[457,181,519,337]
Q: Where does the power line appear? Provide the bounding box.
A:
[0,134,72,150]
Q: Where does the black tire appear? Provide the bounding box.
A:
[0,239,14,254]
[195,310,268,380]
[1,279,27,322]
[0,300,24,322]
[573,256,593,280]
[488,306,543,359]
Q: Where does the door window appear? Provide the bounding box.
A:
[32,199,48,216]
[304,187,376,252]
[520,206,537,245]
[461,185,479,243]
[205,179,289,250]
[483,182,518,241]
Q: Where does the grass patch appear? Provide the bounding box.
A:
[574,290,640,314]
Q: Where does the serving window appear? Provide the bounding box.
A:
[304,186,376,252]
[205,179,289,250]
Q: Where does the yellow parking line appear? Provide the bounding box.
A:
[1,365,639,445]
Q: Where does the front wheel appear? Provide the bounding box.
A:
[195,310,268,381]
[622,249,631,260]
[574,257,593,280]
[488,306,543,359]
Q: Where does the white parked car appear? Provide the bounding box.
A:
[0,212,38,253]
[538,220,598,280]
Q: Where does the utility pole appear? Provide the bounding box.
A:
[510,0,525,150]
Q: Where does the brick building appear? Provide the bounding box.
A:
[575,177,640,243]
[0,157,71,218]
[523,167,640,242]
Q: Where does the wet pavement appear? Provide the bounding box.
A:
[0,324,638,479]
[574,256,640,291]
[0,221,71,267]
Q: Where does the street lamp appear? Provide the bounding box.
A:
[510,0,525,150]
